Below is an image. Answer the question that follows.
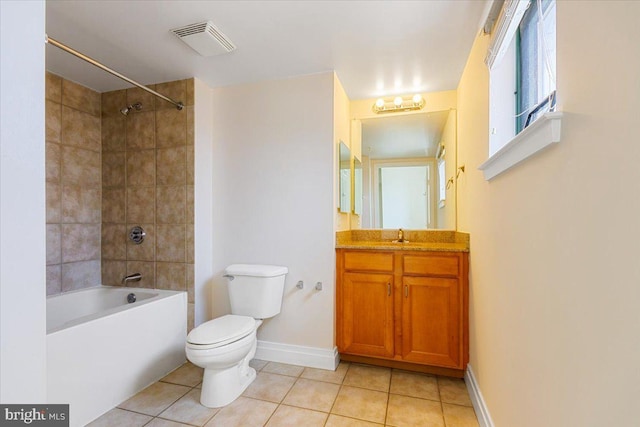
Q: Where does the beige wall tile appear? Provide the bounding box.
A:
[127,149,156,186]
[102,260,126,287]
[186,186,194,224]
[102,89,127,118]
[61,260,101,291]
[126,261,155,288]
[62,223,101,262]
[46,142,61,182]
[156,80,186,110]
[46,100,61,143]
[185,79,194,107]
[47,265,62,296]
[186,224,194,263]
[126,224,155,261]
[186,264,194,303]
[46,182,61,224]
[102,188,126,223]
[62,185,101,223]
[102,224,127,260]
[156,262,186,291]
[47,224,61,265]
[157,185,185,224]
[127,187,155,223]
[127,111,156,149]
[156,109,186,148]
[61,146,101,187]
[62,79,101,116]
[46,72,62,103]
[157,147,186,185]
[127,85,156,113]
[188,303,194,333]
[186,107,194,146]
[102,116,126,152]
[103,152,126,188]
[61,106,101,151]
[156,224,186,262]
[186,146,194,185]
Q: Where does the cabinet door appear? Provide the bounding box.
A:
[340,272,394,358]
[401,276,461,368]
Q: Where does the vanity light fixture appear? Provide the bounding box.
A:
[372,94,426,114]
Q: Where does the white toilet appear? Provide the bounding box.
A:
[186,264,288,408]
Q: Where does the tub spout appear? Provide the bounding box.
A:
[122,273,142,285]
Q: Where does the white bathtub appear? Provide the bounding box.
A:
[47,286,187,427]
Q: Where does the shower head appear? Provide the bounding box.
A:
[120,102,142,116]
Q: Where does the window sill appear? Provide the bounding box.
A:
[479,112,563,181]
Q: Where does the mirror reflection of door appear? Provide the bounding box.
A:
[372,160,435,229]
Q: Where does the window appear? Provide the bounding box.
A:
[479,0,562,180]
[516,0,557,132]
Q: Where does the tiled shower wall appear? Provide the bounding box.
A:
[44,73,195,330]
[100,79,195,330]
[45,72,102,295]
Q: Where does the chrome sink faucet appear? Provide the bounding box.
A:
[397,228,404,242]
[122,273,142,285]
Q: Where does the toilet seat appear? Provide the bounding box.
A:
[187,314,255,350]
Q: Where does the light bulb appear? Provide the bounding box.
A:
[375,98,385,108]
[412,94,422,104]
[393,96,403,106]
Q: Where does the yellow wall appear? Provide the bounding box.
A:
[457,1,640,425]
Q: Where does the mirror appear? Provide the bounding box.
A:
[359,110,457,229]
[353,156,362,215]
[338,141,351,213]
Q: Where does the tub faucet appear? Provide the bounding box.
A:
[122,273,142,285]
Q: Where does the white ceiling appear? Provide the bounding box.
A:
[45,1,487,100]
[361,111,449,159]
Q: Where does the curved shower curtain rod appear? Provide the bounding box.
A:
[45,35,184,111]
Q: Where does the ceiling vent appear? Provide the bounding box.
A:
[171,21,236,57]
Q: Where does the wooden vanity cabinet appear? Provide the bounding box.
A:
[336,249,469,375]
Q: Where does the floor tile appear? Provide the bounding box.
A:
[325,414,384,426]
[86,408,152,427]
[442,403,480,427]
[301,362,350,384]
[343,364,391,392]
[118,382,191,416]
[205,396,277,427]
[242,372,296,403]
[249,358,268,371]
[265,404,327,427]
[438,377,472,406]
[390,370,439,401]
[160,362,203,387]
[158,388,218,426]
[282,378,340,412]
[146,419,192,427]
[331,385,388,424]
[385,394,444,427]
[262,361,304,377]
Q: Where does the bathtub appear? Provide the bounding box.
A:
[47,286,187,427]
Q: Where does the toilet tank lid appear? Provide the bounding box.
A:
[225,264,288,277]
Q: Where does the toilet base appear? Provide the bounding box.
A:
[199,363,257,408]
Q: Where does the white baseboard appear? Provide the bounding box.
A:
[465,364,495,427]
[255,340,339,370]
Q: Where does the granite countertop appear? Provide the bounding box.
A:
[336,230,470,252]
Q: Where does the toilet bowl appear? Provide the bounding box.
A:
[186,264,287,408]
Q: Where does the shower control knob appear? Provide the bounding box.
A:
[129,226,145,244]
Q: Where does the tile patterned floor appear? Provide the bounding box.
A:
[88,360,480,427]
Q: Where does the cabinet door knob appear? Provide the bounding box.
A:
[387,283,391,296]
[405,285,409,298]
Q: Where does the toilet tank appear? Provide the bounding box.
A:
[225,264,288,319]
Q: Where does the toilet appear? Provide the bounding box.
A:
[186,264,288,408]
